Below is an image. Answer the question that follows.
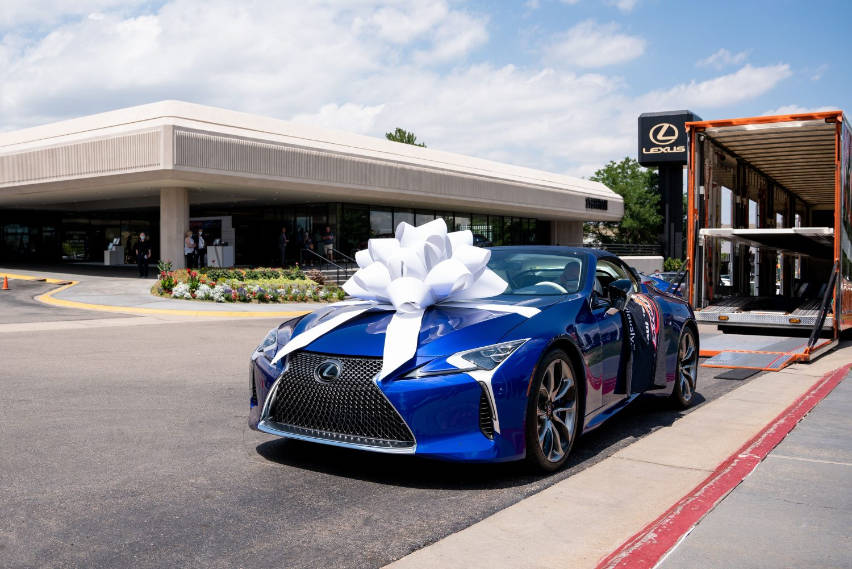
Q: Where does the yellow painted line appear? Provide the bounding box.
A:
[33,280,311,318]
[1,271,69,284]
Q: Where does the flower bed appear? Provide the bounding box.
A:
[153,262,344,303]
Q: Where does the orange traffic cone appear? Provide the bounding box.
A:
[1,276,8,290]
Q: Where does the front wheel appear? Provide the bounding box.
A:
[671,326,698,408]
[525,350,580,472]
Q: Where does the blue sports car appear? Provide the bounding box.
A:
[249,247,698,471]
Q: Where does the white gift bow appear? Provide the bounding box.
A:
[272,219,537,379]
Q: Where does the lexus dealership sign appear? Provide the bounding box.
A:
[637,110,701,166]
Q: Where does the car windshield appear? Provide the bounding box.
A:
[487,250,586,295]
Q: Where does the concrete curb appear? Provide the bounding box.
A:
[384,346,852,569]
[596,361,852,569]
[0,271,71,285]
[0,270,312,319]
[34,279,312,318]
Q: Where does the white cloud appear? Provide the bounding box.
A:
[696,48,749,69]
[0,1,796,179]
[0,0,149,29]
[291,102,386,134]
[642,64,792,109]
[608,0,638,13]
[762,104,837,116]
[544,20,645,68]
[365,3,449,44]
[810,63,828,81]
[414,11,488,64]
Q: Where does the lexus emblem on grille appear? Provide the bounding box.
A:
[314,359,343,383]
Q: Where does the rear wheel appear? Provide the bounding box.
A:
[525,350,579,472]
[671,326,698,408]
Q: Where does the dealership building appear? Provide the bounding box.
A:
[0,101,623,268]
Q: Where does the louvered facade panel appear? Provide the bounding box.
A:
[172,128,601,216]
[0,130,161,186]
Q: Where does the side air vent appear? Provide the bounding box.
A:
[479,385,495,440]
[250,364,258,407]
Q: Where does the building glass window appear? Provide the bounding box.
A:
[471,214,488,241]
[394,209,415,228]
[454,214,470,232]
[415,211,435,226]
[435,211,454,230]
[370,208,393,236]
[341,205,370,255]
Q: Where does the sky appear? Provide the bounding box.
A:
[1,0,849,177]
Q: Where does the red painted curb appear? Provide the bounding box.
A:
[596,362,852,569]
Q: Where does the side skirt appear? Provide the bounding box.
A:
[582,394,641,434]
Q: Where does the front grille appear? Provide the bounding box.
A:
[265,351,414,449]
[479,384,494,439]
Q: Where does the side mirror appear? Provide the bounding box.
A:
[590,290,609,309]
[608,278,632,302]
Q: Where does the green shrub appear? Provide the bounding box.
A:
[664,257,684,271]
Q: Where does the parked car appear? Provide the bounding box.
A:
[472,233,493,247]
[249,247,698,471]
[639,271,686,297]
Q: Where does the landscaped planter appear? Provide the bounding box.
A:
[152,264,344,304]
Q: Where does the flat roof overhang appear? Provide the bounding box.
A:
[0,101,624,220]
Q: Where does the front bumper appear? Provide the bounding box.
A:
[248,345,542,462]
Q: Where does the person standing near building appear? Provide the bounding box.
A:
[135,232,152,278]
[196,228,207,268]
[302,232,315,265]
[184,230,196,269]
[278,226,288,267]
[321,225,334,261]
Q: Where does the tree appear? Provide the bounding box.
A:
[385,127,426,147]
[585,157,662,244]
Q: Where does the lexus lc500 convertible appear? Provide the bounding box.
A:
[249,247,698,471]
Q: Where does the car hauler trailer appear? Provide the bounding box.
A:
[685,111,851,370]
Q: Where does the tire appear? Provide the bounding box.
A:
[671,326,698,409]
[525,349,580,472]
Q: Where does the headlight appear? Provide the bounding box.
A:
[256,328,277,353]
[404,339,528,378]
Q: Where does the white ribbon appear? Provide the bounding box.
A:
[272,219,531,379]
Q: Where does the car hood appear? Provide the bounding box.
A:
[292,295,564,358]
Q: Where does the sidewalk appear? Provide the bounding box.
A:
[385,346,852,569]
[658,370,852,569]
[0,266,322,317]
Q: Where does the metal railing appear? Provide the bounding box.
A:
[331,248,357,265]
[298,248,355,284]
[563,242,664,256]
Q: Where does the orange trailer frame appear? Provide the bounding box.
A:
[685,111,849,363]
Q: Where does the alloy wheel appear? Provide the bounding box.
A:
[677,330,698,402]
[536,358,577,463]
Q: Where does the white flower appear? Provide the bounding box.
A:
[211,285,226,303]
[171,283,192,299]
[195,284,212,300]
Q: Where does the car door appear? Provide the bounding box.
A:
[601,257,663,398]
[591,258,626,406]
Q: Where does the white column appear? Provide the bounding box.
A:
[160,187,189,269]
[550,220,583,245]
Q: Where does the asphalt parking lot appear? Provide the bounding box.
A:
[0,280,129,324]
[1,285,760,569]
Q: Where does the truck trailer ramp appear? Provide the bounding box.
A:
[700,333,836,371]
